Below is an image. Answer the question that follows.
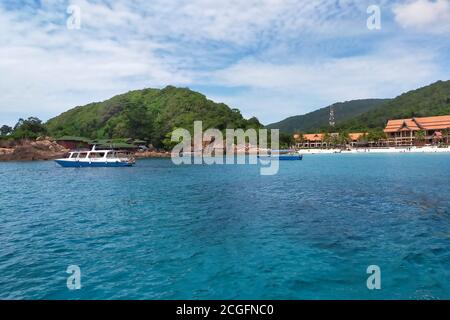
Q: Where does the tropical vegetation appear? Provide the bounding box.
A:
[0,117,47,140]
[266,99,389,133]
[336,80,450,131]
[2,80,450,149]
[46,86,262,149]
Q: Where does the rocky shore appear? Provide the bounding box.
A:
[0,138,172,162]
[135,150,171,158]
[0,138,69,161]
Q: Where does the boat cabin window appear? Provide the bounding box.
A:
[89,152,105,158]
[106,152,117,158]
[77,152,88,158]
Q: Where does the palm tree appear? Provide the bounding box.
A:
[293,132,304,143]
[367,130,386,146]
[292,133,304,149]
[442,128,450,145]
[322,132,331,148]
[357,133,368,147]
[330,134,340,148]
[338,131,350,147]
[415,130,426,146]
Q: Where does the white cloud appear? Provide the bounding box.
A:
[0,0,377,124]
[210,45,446,124]
[0,0,448,126]
[0,2,193,125]
[393,0,450,32]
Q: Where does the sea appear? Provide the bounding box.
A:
[0,154,449,299]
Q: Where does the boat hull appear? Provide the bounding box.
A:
[258,155,303,161]
[55,160,134,168]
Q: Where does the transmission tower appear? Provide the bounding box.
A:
[329,105,336,127]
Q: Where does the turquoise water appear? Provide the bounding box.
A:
[0,154,449,300]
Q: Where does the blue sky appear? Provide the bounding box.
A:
[0,0,449,126]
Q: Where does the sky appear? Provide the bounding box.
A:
[0,0,449,126]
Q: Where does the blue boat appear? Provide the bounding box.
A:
[278,154,303,160]
[55,146,135,168]
[258,150,303,161]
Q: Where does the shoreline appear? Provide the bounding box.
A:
[0,139,68,162]
[300,146,450,154]
[3,143,450,163]
[135,151,172,159]
[0,139,173,162]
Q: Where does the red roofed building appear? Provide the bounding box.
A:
[301,133,326,148]
[384,115,450,146]
[349,133,367,146]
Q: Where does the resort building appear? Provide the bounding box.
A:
[294,132,367,148]
[384,115,450,146]
[299,133,325,148]
[349,133,367,146]
[56,136,91,150]
[56,136,142,151]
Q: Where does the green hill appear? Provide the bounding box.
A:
[46,86,262,148]
[337,80,450,130]
[266,99,389,133]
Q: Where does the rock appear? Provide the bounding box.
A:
[135,150,172,159]
[0,148,14,156]
[36,136,53,142]
[0,138,69,162]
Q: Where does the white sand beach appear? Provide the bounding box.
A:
[300,146,450,154]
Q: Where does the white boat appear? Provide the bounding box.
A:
[55,146,135,167]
